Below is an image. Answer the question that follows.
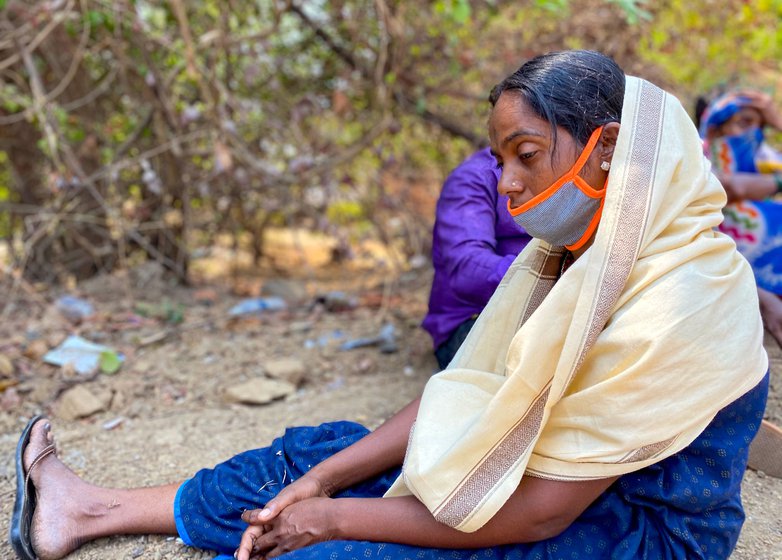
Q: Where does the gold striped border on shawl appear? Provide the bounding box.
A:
[498,245,563,330]
[618,435,678,464]
[432,384,552,528]
[531,79,673,479]
[518,247,563,329]
[568,80,666,385]
[524,466,613,481]
[523,436,678,481]
[499,245,563,289]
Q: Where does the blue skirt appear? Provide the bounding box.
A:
[175,374,768,560]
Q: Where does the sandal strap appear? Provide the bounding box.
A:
[24,443,56,489]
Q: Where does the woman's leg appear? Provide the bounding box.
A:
[178,421,385,555]
[26,419,390,559]
[24,418,179,560]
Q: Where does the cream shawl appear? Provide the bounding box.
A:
[385,77,768,532]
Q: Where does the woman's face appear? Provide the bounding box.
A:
[488,92,607,210]
[714,106,764,138]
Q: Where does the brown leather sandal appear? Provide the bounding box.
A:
[9,416,55,560]
[748,419,782,479]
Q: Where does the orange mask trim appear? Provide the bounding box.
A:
[565,182,607,251]
[506,126,606,217]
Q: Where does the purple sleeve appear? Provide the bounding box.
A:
[432,156,516,306]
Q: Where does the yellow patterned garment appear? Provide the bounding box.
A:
[385,76,768,532]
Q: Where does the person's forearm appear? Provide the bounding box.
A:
[740,174,777,200]
[333,495,543,548]
[309,397,420,495]
[332,475,618,548]
[721,172,777,202]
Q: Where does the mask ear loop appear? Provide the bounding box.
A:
[565,176,609,252]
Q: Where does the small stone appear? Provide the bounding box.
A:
[264,358,307,387]
[193,288,218,305]
[225,378,295,405]
[110,389,126,410]
[355,357,374,374]
[25,377,58,402]
[287,321,313,334]
[57,385,106,420]
[46,332,66,350]
[261,278,307,304]
[0,354,14,377]
[0,387,21,411]
[23,340,48,361]
[61,363,78,381]
[93,388,114,410]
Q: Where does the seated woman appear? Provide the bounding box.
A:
[423,147,531,370]
[698,89,782,344]
[11,50,768,560]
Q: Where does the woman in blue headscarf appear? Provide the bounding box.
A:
[699,89,782,344]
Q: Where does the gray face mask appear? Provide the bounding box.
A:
[511,181,604,249]
[507,126,607,251]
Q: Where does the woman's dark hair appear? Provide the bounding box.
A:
[489,50,625,149]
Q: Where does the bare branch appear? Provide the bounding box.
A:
[289,2,484,146]
[60,66,118,111]
[0,0,90,125]
[0,0,75,72]
[15,34,64,169]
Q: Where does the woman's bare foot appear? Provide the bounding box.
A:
[22,418,181,559]
[758,287,782,347]
[24,419,90,560]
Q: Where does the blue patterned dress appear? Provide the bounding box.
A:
[175,374,768,560]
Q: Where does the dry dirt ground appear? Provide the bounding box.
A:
[0,259,780,560]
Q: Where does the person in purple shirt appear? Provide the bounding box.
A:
[423,147,532,370]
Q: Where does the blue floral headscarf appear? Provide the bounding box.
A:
[698,92,756,139]
[700,93,767,173]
